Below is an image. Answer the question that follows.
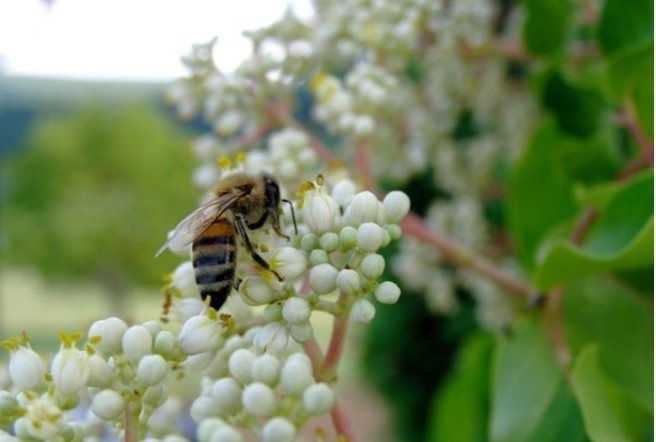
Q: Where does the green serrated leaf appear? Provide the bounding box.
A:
[535,171,653,288]
[564,276,653,412]
[522,0,574,55]
[490,318,585,442]
[597,0,653,55]
[572,345,650,442]
[428,333,493,442]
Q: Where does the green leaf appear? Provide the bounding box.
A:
[428,333,493,442]
[597,0,653,56]
[572,345,650,442]
[507,120,619,270]
[535,171,653,288]
[605,41,654,100]
[490,318,585,442]
[522,0,574,55]
[563,276,654,413]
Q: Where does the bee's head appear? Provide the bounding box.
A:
[262,173,281,210]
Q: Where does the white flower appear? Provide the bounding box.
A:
[343,191,381,226]
[251,354,281,386]
[302,190,339,233]
[336,269,361,296]
[174,298,206,323]
[271,247,307,280]
[122,325,153,362]
[383,191,411,222]
[303,383,335,415]
[350,298,376,324]
[357,222,385,252]
[211,378,242,415]
[253,322,290,355]
[178,315,222,355]
[280,357,313,395]
[282,297,311,325]
[331,179,357,208]
[8,346,46,391]
[360,253,385,279]
[262,417,297,442]
[239,277,276,306]
[228,349,256,385]
[51,347,90,395]
[170,261,197,297]
[137,354,168,386]
[309,263,338,294]
[375,281,401,304]
[91,390,124,421]
[88,317,127,355]
[23,395,62,439]
[242,383,277,417]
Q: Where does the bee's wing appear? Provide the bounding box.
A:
[155,190,247,257]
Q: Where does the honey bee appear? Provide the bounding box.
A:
[157,172,296,310]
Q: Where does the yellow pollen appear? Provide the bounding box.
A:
[217,156,232,169]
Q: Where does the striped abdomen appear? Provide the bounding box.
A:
[192,217,237,310]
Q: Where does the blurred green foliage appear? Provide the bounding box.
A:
[1,105,196,293]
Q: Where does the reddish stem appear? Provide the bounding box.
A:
[620,103,654,167]
[354,140,375,192]
[320,306,349,382]
[330,398,356,442]
[544,288,571,374]
[302,337,324,378]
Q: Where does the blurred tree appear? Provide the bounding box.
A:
[1,104,196,316]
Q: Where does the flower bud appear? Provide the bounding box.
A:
[190,396,219,422]
[385,223,402,240]
[178,315,221,355]
[8,346,46,391]
[211,378,242,415]
[87,354,113,388]
[242,383,277,417]
[289,322,314,343]
[154,330,177,358]
[319,232,339,252]
[357,222,385,252]
[282,297,311,325]
[303,383,335,415]
[350,298,376,324]
[122,325,152,362]
[375,281,401,304]
[51,347,90,395]
[88,317,127,355]
[197,417,227,442]
[183,351,214,372]
[331,179,356,208]
[309,249,329,265]
[339,226,357,249]
[91,390,124,421]
[173,297,206,323]
[280,357,313,395]
[383,191,411,223]
[0,390,19,416]
[210,425,244,442]
[302,190,339,234]
[143,384,167,407]
[309,263,338,294]
[360,253,385,279]
[271,247,307,280]
[262,417,297,442]
[336,269,361,296]
[344,191,380,226]
[142,320,161,338]
[300,233,319,252]
[137,354,168,386]
[240,277,276,306]
[253,323,289,355]
[228,349,256,385]
[251,354,281,386]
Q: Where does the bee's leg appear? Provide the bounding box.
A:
[235,215,284,282]
[233,277,243,291]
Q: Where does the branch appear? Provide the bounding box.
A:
[619,102,654,167]
[330,398,356,442]
[319,292,350,382]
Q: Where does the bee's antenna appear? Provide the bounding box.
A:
[282,199,298,235]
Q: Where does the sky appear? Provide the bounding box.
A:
[0,0,312,81]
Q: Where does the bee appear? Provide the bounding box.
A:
[157,172,296,310]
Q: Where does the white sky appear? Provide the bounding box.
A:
[0,0,312,81]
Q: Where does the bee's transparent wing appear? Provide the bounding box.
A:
[155,190,246,257]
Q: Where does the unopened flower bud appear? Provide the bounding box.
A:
[302,190,339,234]
[309,249,329,265]
[178,315,222,355]
[339,226,357,249]
[88,317,127,355]
[8,346,46,391]
[91,390,124,421]
[154,330,177,357]
[174,298,205,323]
[240,277,276,306]
[383,191,410,223]
[143,384,167,407]
[211,378,243,415]
[289,322,314,342]
[242,383,277,417]
[336,269,361,295]
[262,417,297,442]
[303,383,335,415]
[197,417,227,442]
[210,425,244,442]
[228,349,256,385]
[375,281,401,304]
[331,179,356,208]
[300,233,319,252]
[310,263,338,294]
[137,354,168,386]
[251,354,281,386]
[253,323,289,355]
[122,325,152,362]
[385,223,402,240]
[271,247,307,280]
[357,223,385,252]
[360,254,385,279]
[87,354,113,388]
[0,390,19,416]
[142,320,161,338]
[280,358,313,395]
[282,297,311,325]
[350,298,376,323]
[51,347,90,395]
[190,396,219,422]
[344,191,380,226]
[319,232,339,252]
